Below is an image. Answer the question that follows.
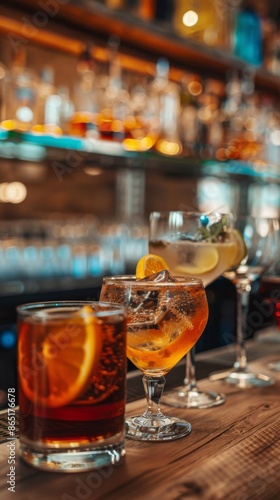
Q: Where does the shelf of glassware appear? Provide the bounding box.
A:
[0,128,280,183]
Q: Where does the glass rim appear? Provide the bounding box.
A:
[102,275,204,287]
[17,300,126,319]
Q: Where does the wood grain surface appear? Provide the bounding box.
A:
[1,342,280,500]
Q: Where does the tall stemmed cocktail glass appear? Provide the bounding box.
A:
[149,211,240,408]
[210,216,277,387]
[100,275,208,441]
[259,219,280,370]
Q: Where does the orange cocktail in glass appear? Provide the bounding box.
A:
[101,274,208,441]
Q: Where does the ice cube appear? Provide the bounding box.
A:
[158,290,194,345]
[128,281,173,330]
[129,288,166,325]
[130,271,180,327]
[129,287,194,351]
[140,270,178,282]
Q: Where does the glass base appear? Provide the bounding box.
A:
[268,361,280,372]
[125,415,192,441]
[209,370,275,388]
[162,386,226,409]
[19,440,125,473]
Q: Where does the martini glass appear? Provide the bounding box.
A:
[100,275,208,441]
[210,216,277,387]
[149,211,238,408]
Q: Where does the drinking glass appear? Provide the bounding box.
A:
[210,216,277,387]
[258,218,280,371]
[149,211,236,408]
[17,301,127,472]
[100,275,208,441]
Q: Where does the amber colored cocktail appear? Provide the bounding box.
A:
[102,277,207,375]
[101,275,208,441]
[17,301,127,472]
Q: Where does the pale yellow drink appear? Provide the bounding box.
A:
[149,238,238,286]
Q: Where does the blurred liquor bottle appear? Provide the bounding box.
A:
[179,75,201,157]
[220,69,264,162]
[36,66,56,127]
[33,66,63,135]
[43,89,66,136]
[5,47,38,131]
[34,65,73,136]
[70,44,99,138]
[150,58,182,156]
[98,36,129,142]
[57,87,74,136]
[233,1,263,66]
[122,75,158,152]
[201,79,225,159]
[181,77,225,159]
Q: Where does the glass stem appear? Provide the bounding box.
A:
[142,375,165,418]
[184,348,198,391]
[234,282,251,372]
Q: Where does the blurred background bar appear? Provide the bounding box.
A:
[0,0,279,408]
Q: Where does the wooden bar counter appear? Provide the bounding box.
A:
[1,334,280,500]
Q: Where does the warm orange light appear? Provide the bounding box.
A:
[1,120,16,130]
[155,139,182,156]
[32,124,63,135]
[188,81,202,96]
[122,136,155,152]
[0,182,27,203]
[83,167,103,176]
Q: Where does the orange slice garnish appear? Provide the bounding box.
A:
[136,254,169,279]
[18,305,102,408]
